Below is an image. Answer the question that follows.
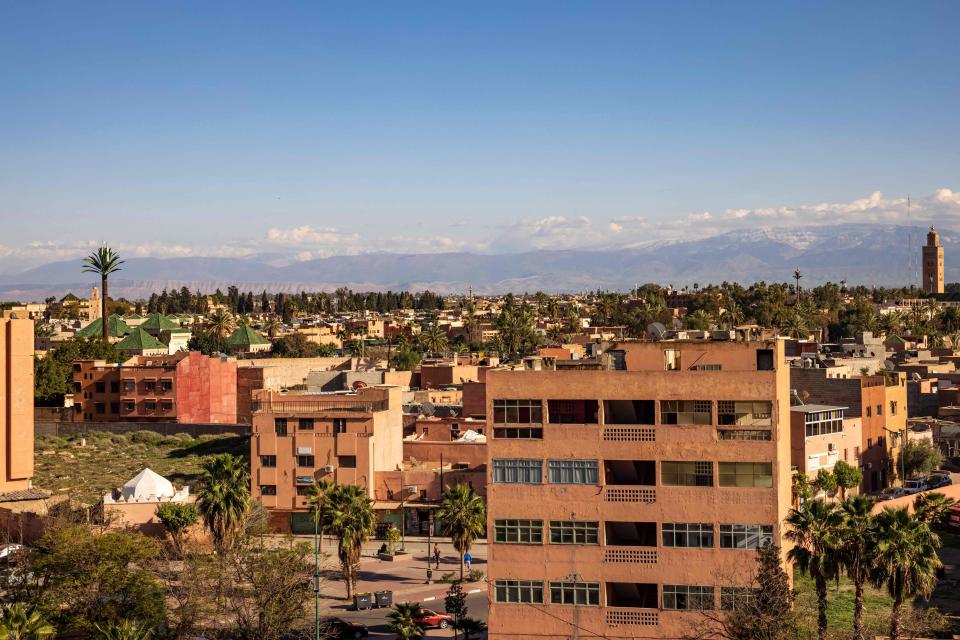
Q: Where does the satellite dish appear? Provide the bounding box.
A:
[352,380,368,390]
[883,359,896,371]
[647,322,667,340]
[421,402,436,417]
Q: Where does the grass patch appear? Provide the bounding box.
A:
[33,431,249,505]
[793,570,892,634]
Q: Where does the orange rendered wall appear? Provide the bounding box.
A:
[1,318,34,493]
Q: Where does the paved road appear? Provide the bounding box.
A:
[328,590,488,638]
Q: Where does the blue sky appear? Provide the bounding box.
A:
[1,1,959,271]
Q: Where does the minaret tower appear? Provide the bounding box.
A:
[922,225,945,294]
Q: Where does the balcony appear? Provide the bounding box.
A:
[252,398,387,414]
[604,487,656,503]
[605,608,658,627]
[605,583,659,626]
[602,426,655,442]
[603,547,658,564]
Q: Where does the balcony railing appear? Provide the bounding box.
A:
[602,426,655,442]
[606,608,658,626]
[252,399,388,414]
[603,547,657,564]
[604,487,656,503]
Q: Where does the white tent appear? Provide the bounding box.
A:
[120,468,176,501]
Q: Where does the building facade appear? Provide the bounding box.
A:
[73,352,237,423]
[1,317,34,494]
[484,340,792,639]
[923,224,945,294]
[249,385,403,532]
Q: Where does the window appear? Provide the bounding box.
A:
[718,429,772,441]
[145,380,156,391]
[661,400,712,425]
[867,438,873,449]
[493,399,543,424]
[296,485,312,496]
[717,401,772,426]
[94,402,105,414]
[275,418,288,436]
[664,349,681,371]
[663,585,715,610]
[547,400,598,424]
[662,523,714,548]
[95,382,105,393]
[548,459,599,484]
[160,379,172,391]
[110,381,119,393]
[493,459,542,484]
[720,587,754,611]
[718,462,772,488]
[338,455,356,468]
[890,401,898,416]
[495,580,544,604]
[720,524,774,549]
[144,401,156,412]
[756,349,774,371]
[876,404,882,416]
[866,406,872,417]
[297,455,315,468]
[661,461,714,487]
[160,401,173,412]
[299,418,314,430]
[123,401,135,413]
[259,485,277,496]
[333,418,347,433]
[804,409,843,437]
[549,521,599,544]
[110,402,119,414]
[260,455,277,468]
[550,582,600,606]
[494,519,543,544]
[123,380,135,392]
[608,350,626,370]
[493,399,543,438]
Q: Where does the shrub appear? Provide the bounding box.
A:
[467,569,484,583]
[129,430,164,446]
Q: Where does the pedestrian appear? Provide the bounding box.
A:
[464,551,472,572]
[433,543,441,569]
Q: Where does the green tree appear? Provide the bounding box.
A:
[419,322,448,356]
[838,495,876,640]
[29,525,165,635]
[455,618,487,640]
[437,483,486,581]
[444,582,468,640]
[34,336,118,405]
[306,477,334,555]
[791,471,813,506]
[785,500,843,640]
[913,492,957,528]
[271,332,321,358]
[388,602,425,640]
[95,619,153,640]
[869,507,943,640]
[82,246,124,341]
[897,440,944,480]
[196,454,250,553]
[0,603,55,639]
[832,460,863,498]
[323,484,376,598]
[155,502,200,558]
[813,469,838,497]
[391,346,421,371]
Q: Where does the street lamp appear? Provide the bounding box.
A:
[426,511,434,583]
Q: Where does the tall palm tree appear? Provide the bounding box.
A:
[420,323,448,356]
[0,603,55,640]
[793,268,803,303]
[324,484,376,598]
[307,477,334,555]
[785,499,843,640]
[913,492,957,528]
[196,454,250,553]
[387,602,425,640]
[838,495,877,640]
[208,308,235,339]
[437,483,486,581]
[869,507,942,640]
[82,246,124,340]
[263,315,282,339]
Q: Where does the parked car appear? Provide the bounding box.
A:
[926,473,953,489]
[319,617,368,639]
[877,487,909,501]
[903,478,928,494]
[417,608,453,629]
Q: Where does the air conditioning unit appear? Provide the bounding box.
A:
[404,485,418,495]
[297,447,313,455]
[322,465,335,473]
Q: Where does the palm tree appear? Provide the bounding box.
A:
[263,316,282,338]
[324,484,376,598]
[437,483,486,581]
[838,495,876,640]
[387,602,425,640]
[196,454,250,553]
[95,620,153,640]
[420,323,448,356]
[456,618,488,640]
[685,309,713,331]
[793,268,803,303]
[785,499,843,640]
[869,507,942,640]
[913,492,957,528]
[307,477,334,555]
[781,313,810,339]
[0,603,55,639]
[208,308,235,339]
[545,325,568,346]
[82,246,124,340]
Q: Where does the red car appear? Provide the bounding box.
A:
[417,608,453,629]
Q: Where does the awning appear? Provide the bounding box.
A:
[373,501,439,510]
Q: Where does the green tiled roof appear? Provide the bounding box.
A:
[115,327,168,351]
[124,313,143,319]
[60,292,79,303]
[226,325,271,346]
[140,313,180,332]
[885,335,906,344]
[76,315,131,339]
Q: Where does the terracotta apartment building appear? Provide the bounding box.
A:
[249,385,403,532]
[1,317,34,494]
[484,339,792,640]
[73,352,237,423]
